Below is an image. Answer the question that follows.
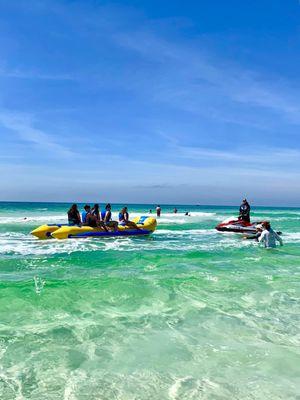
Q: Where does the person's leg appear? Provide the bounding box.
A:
[126,221,142,230]
[97,220,108,231]
[106,221,118,232]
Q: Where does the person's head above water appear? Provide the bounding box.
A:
[105,203,111,210]
[262,221,271,230]
[256,224,263,232]
[84,204,90,211]
[93,204,99,211]
[70,204,78,212]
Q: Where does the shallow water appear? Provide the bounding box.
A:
[0,202,299,399]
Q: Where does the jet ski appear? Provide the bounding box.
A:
[215,217,262,234]
[216,217,283,241]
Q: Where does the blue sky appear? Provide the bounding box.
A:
[0,0,300,205]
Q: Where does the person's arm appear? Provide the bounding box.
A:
[258,231,266,244]
[274,231,283,246]
[255,232,261,242]
[104,211,111,223]
[124,212,129,222]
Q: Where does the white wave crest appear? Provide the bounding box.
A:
[0,215,66,224]
[0,230,253,256]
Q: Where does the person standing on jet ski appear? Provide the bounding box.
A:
[239,199,251,223]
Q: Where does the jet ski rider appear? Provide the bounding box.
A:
[239,199,251,223]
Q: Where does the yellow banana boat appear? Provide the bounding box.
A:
[31,223,67,239]
[31,216,157,240]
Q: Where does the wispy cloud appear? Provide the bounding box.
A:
[165,140,300,168]
[115,30,300,125]
[0,110,74,157]
[0,67,75,81]
[154,128,300,171]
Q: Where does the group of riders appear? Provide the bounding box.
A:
[67,203,139,232]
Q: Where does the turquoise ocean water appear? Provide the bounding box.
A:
[0,202,299,399]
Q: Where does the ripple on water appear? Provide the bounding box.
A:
[0,205,300,399]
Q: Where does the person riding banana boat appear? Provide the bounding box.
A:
[101,204,118,232]
[68,204,82,226]
[119,207,141,229]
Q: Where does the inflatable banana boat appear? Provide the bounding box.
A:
[31,216,157,240]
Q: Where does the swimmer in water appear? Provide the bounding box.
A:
[243,224,263,240]
[156,205,161,217]
[258,221,283,248]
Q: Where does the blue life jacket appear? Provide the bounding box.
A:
[82,211,88,223]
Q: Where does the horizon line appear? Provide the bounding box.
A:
[0,200,299,209]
